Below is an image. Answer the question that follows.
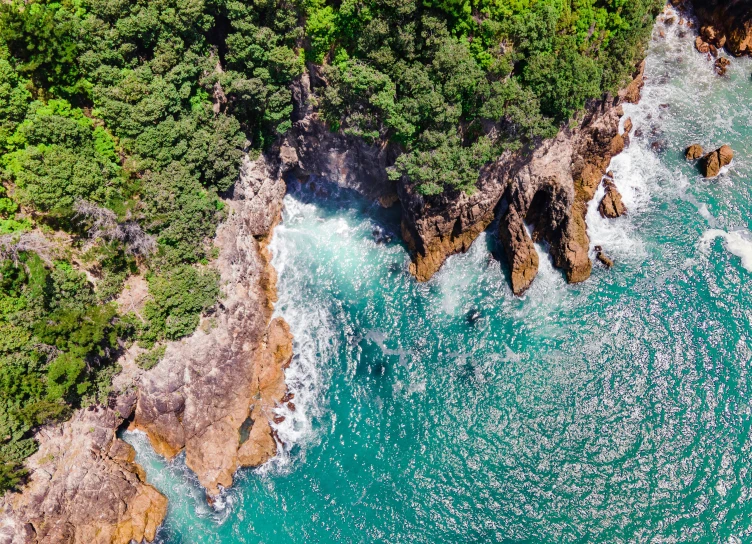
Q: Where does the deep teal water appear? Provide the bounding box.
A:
[125,15,752,543]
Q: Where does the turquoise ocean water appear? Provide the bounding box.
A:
[125,14,752,543]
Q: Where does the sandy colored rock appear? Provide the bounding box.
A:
[132,153,293,497]
[623,117,633,135]
[685,144,704,160]
[0,401,167,544]
[596,251,614,268]
[696,36,711,53]
[598,179,627,219]
[498,206,539,296]
[700,145,734,177]
[715,56,731,75]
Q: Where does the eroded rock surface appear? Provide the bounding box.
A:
[680,0,752,57]
[686,144,704,160]
[132,153,293,497]
[0,397,167,544]
[599,179,627,219]
[700,145,734,177]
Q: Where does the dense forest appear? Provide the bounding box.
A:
[0,0,662,491]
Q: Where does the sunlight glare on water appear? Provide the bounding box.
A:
[125,14,752,543]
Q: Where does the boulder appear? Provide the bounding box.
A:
[596,251,614,268]
[685,144,704,160]
[715,56,731,75]
[696,36,711,53]
[598,179,627,219]
[700,145,734,177]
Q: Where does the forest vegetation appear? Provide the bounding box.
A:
[0,0,662,491]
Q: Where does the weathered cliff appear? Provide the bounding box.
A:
[287,70,399,207]
[400,63,642,294]
[681,0,752,56]
[0,397,167,544]
[132,152,294,497]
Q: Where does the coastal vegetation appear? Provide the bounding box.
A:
[0,0,662,492]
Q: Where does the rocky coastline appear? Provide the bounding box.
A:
[2,2,739,541]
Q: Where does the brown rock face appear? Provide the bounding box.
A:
[714,56,731,75]
[497,205,539,296]
[599,179,627,218]
[132,153,294,497]
[700,145,734,177]
[685,144,704,160]
[696,35,711,53]
[0,399,167,544]
[685,1,752,57]
[397,63,641,291]
[596,251,614,268]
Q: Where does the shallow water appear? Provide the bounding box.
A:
[125,13,752,543]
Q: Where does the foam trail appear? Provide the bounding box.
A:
[699,229,752,272]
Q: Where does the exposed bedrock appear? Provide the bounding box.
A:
[0,396,167,544]
[401,63,641,293]
[680,0,752,56]
[287,70,400,207]
[132,153,294,498]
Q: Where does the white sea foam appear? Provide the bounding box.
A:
[265,194,338,472]
[698,229,752,272]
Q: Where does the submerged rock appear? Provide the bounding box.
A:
[700,145,734,177]
[598,179,627,219]
[685,144,704,160]
[596,251,615,268]
[466,308,483,325]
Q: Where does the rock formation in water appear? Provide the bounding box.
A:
[599,179,627,219]
[680,0,752,57]
[686,144,704,160]
[132,153,294,497]
[700,145,734,177]
[0,396,167,544]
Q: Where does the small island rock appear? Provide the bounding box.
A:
[700,145,734,177]
[685,144,704,160]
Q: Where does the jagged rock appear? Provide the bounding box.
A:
[685,144,704,160]
[0,400,167,544]
[686,1,752,57]
[597,251,614,268]
[598,179,627,218]
[700,145,734,177]
[498,206,539,296]
[132,153,293,497]
[715,56,731,75]
[623,118,633,135]
[696,36,711,53]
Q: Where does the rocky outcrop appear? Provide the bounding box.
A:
[131,153,294,497]
[398,159,509,282]
[497,205,539,295]
[680,0,752,57]
[0,397,167,544]
[685,144,704,160]
[599,179,627,218]
[396,61,642,291]
[700,145,734,177]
